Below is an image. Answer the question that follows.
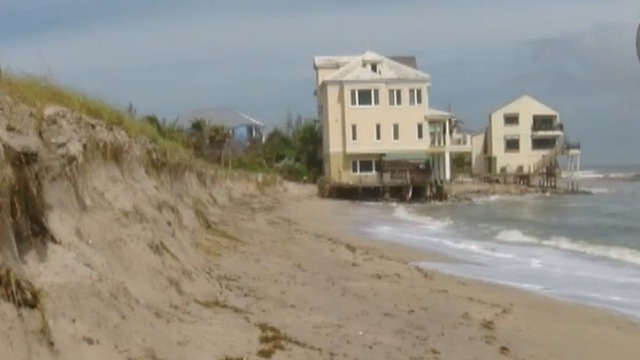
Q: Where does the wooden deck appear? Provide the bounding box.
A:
[325,157,448,202]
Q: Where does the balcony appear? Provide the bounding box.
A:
[430,135,445,148]
[341,171,432,187]
[531,122,564,134]
[564,141,581,150]
[429,133,472,152]
[449,134,472,152]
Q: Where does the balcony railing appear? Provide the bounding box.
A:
[532,123,564,132]
[344,171,433,186]
[564,141,581,150]
[430,134,445,147]
[430,134,470,148]
[451,135,470,146]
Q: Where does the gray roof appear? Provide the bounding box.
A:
[176,107,264,129]
[389,56,417,69]
[314,54,418,69]
[322,51,430,82]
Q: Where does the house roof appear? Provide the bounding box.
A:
[314,51,429,83]
[313,55,355,68]
[490,94,558,115]
[176,108,264,129]
[425,108,454,120]
[389,56,417,69]
[313,54,417,69]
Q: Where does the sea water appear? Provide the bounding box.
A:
[349,165,640,320]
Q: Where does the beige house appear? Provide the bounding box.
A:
[473,95,578,176]
[313,51,470,187]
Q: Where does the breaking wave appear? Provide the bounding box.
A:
[495,229,640,266]
[569,169,639,180]
[392,205,452,230]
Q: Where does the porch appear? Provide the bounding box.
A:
[325,152,448,202]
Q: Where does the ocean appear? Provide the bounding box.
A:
[350,165,640,320]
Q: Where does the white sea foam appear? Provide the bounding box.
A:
[571,170,604,179]
[473,194,543,203]
[583,187,613,194]
[495,229,538,244]
[495,229,640,266]
[392,205,452,230]
[372,199,640,320]
[386,226,516,260]
[474,195,507,202]
[568,169,638,180]
[487,279,548,291]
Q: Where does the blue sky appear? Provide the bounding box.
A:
[1,0,640,164]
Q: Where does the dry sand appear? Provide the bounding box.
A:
[1,100,639,360]
[5,185,640,360]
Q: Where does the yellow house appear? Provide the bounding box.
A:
[313,51,469,187]
[476,94,580,177]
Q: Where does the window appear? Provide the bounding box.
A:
[388,89,402,106]
[350,89,380,106]
[351,124,357,141]
[392,123,400,141]
[409,88,423,105]
[532,137,557,150]
[375,123,381,141]
[417,123,424,140]
[359,160,374,173]
[317,105,323,116]
[351,160,379,174]
[504,135,520,152]
[504,114,519,126]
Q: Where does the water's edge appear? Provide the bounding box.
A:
[348,194,640,321]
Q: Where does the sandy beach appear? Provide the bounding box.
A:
[0,173,640,360]
[1,101,639,360]
[265,193,640,360]
[3,177,640,359]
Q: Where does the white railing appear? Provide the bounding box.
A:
[451,134,470,146]
[430,134,445,147]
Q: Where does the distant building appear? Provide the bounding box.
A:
[176,107,265,153]
[473,95,581,187]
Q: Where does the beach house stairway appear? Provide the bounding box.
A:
[531,136,581,189]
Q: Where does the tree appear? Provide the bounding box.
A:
[263,128,295,165]
[292,119,322,180]
[189,118,209,159]
[207,125,231,165]
[178,111,323,183]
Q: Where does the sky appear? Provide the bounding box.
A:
[1,0,640,164]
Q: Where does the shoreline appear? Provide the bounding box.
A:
[346,190,640,320]
[274,193,640,359]
[300,196,639,318]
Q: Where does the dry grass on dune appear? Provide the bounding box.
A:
[0,72,187,155]
[0,72,279,187]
